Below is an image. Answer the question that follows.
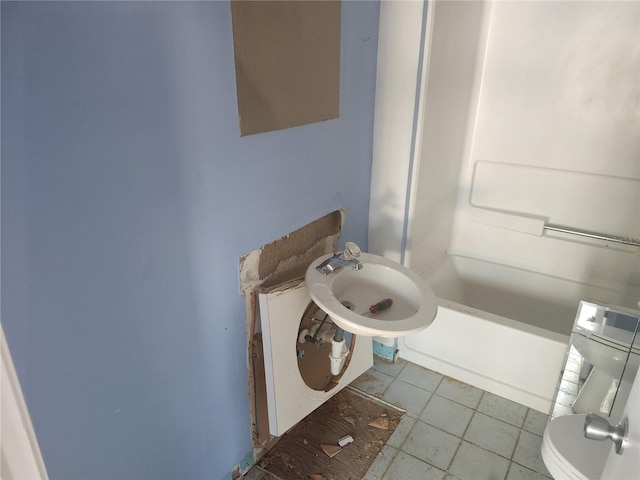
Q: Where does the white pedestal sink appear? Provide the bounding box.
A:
[305,252,438,337]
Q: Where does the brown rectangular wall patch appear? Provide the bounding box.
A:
[230,0,341,136]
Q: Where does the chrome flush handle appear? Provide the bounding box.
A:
[583,413,629,455]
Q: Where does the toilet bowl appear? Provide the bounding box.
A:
[542,414,610,480]
[570,332,630,415]
[569,303,640,418]
[572,331,629,379]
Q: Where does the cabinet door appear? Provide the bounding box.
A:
[259,279,373,436]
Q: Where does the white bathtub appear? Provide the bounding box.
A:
[399,255,638,413]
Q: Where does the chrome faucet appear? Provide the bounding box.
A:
[316,242,363,275]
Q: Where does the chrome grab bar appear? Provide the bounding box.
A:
[544,224,640,247]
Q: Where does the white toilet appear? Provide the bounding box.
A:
[568,302,640,418]
[541,414,610,480]
[543,301,639,479]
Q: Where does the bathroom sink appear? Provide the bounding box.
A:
[305,252,438,337]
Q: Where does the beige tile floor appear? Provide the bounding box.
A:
[244,357,553,480]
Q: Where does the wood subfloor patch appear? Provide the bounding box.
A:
[258,388,403,480]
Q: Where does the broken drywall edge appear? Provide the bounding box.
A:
[239,249,262,295]
[368,417,390,430]
[240,210,345,458]
[239,209,343,294]
[321,444,342,458]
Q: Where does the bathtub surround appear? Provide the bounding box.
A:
[368,0,426,263]
[400,0,640,287]
[369,0,487,352]
[370,0,639,412]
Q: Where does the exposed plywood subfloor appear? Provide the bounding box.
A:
[258,388,403,480]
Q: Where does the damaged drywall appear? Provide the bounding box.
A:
[230,0,341,136]
[239,209,344,454]
[239,209,343,295]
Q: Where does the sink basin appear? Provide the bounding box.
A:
[305,252,438,337]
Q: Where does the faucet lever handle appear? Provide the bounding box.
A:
[343,242,361,260]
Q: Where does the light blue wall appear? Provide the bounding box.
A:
[1,1,380,478]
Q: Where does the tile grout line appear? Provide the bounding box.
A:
[376,445,397,480]
[346,385,406,413]
[445,389,488,475]
[394,387,483,477]
[367,360,553,480]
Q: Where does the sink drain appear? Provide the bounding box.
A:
[341,301,354,310]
